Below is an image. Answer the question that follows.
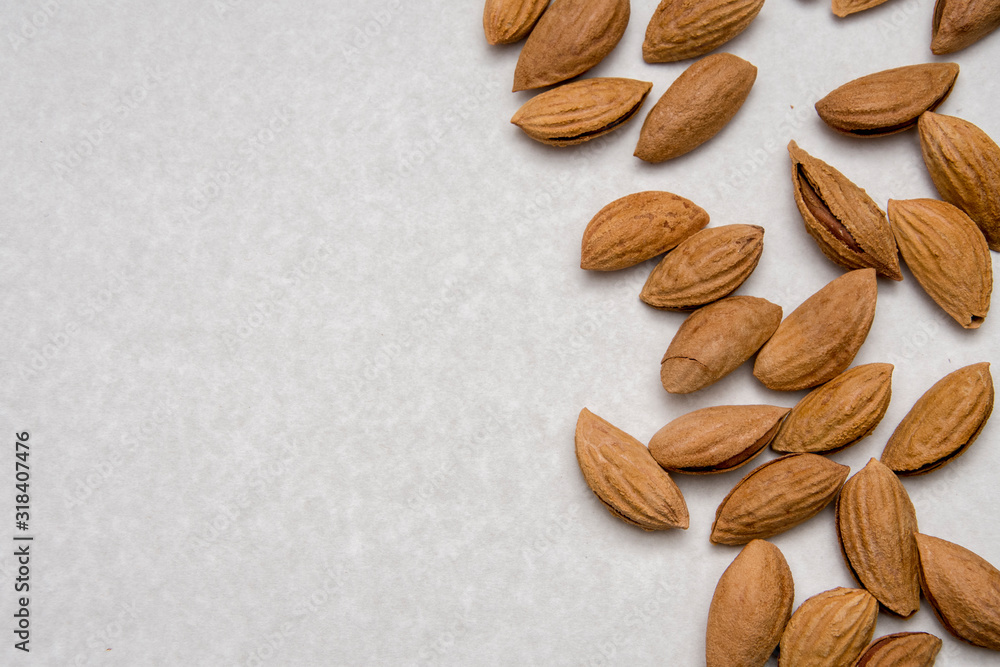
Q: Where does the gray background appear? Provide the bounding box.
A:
[2,0,999,664]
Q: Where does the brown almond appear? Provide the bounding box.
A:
[918,111,1000,250]
[779,588,878,667]
[648,404,789,475]
[931,0,1000,54]
[836,458,920,617]
[788,141,902,280]
[711,453,850,545]
[642,0,765,63]
[888,198,992,329]
[483,0,549,44]
[635,53,756,163]
[574,408,689,530]
[754,269,877,392]
[512,0,629,91]
[706,540,794,667]
[832,0,891,17]
[511,78,652,147]
[640,224,764,310]
[580,191,709,271]
[661,295,782,394]
[852,632,943,667]
[915,534,1000,651]
[882,363,993,475]
[772,363,893,454]
[815,63,959,137]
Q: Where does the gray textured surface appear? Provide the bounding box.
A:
[2,0,999,664]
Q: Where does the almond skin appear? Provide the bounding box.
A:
[512,0,629,91]
[788,141,902,280]
[648,404,789,475]
[832,0,890,17]
[574,408,689,531]
[852,632,942,666]
[640,224,764,310]
[931,0,1000,54]
[915,533,1000,651]
[642,0,765,63]
[483,0,549,44]
[706,540,794,667]
[754,269,877,392]
[580,191,709,271]
[779,588,878,667]
[511,78,652,147]
[661,295,782,394]
[772,363,893,454]
[815,63,959,137]
[918,111,1000,250]
[635,53,756,163]
[836,458,920,617]
[888,198,992,329]
[882,363,993,475]
[711,453,850,545]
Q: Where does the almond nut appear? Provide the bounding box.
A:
[642,0,765,63]
[852,632,942,666]
[483,0,549,44]
[779,587,878,667]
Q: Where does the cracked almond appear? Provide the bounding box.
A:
[788,141,901,280]
[852,632,942,666]
[642,0,765,63]
[574,408,689,530]
[483,0,549,44]
[779,588,878,667]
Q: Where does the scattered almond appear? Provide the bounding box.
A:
[931,0,1000,54]
[642,0,765,63]
[852,632,942,666]
[483,0,549,44]
[779,587,878,667]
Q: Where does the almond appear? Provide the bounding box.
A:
[832,0,891,17]
[635,53,757,163]
[788,141,902,280]
[915,533,1000,651]
[640,224,764,310]
[918,111,1000,250]
[706,540,794,667]
[512,0,629,91]
[648,404,789,475]
[882,363,993,475]
[574,408,689,530]
[511,78,652,147]
[888,198,992,329]
[711,453,849,545]
[642,0,765,63]
[580,191,709,271]
[852,632,942,666]
[931,0,1000,54]
[661,295,782,394]
[836,458,920,617]
[754,269,877,392]
[815,63,959,137]
[779,588,878,667]
[483,0,549,44]
[772,363,893,454]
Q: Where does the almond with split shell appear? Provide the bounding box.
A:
[648,404,788,475]
[772,363,893,454]
[711,453,849,545]
[852,632,942,666]
[815,63,959,137]
[706,540,794,667]
[882,363,993,476]
[754,269,877,392]
[915,534,1000,651]
[635,53,756,163]
[788,141,901,280]
[640,224,764,309]
[580,191,709,271]
[483,0,549,44]
[512,78,652,147]
[512,0,629,91]
[918,111,1000,250]
[888,198,992,329]
[661,295,782,394]
[837,458,920,617]
[642,0,765,63]
[931,0,1000,54]
[574,408,689,531]
[779,588,878,667]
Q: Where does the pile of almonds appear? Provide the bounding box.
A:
[485,0,1000,663]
